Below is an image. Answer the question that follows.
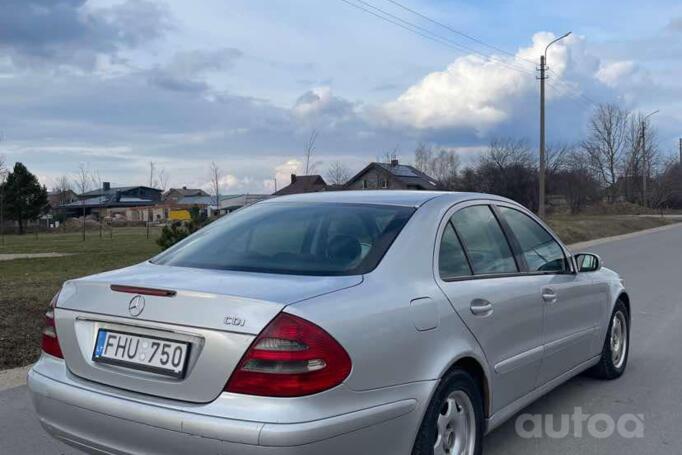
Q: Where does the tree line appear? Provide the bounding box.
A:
[412,103,682,214]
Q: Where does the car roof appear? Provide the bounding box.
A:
[262,190,510,207]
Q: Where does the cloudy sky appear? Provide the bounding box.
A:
[1,0,681,193]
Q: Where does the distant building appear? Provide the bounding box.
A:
[168,194,271,219]
[47,189,78,211]
[60,182,161,218]
[274,174,328,196]
[345,160,438,191]
[163,186,209,203]
[219,194,271,213]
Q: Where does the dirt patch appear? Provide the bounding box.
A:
[0,365,31,391]
[0,253,75,261]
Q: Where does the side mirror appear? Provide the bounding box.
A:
[574,253,601,273]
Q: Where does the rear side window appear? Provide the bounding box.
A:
[152,202,414,276]
[497,207,567,273]
[451,206,518,275]
[439,223,472,279]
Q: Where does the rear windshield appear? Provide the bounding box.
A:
[152,202,415,276]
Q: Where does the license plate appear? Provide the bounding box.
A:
[92,330,190,378]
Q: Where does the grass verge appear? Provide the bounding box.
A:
[546,215,681,245]
[0,228,162,369]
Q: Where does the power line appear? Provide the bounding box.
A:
[546,68,600,106]
[382,0,537,67]
[355,0,537,75]
[339,0,598,109]
[338,0,536,77]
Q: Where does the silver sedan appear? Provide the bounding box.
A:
[29,191,630,455]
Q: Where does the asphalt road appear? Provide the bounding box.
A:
[2,223,682,455]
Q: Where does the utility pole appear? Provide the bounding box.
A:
[679,138,681,164]
[538,32,571,219]
[539,54,546,218]
[641,122,647,207]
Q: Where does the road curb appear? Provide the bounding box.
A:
[568,220,682,251]
[0,365,32,392]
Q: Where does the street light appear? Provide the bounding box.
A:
[538,31,571,219]
[641,109,659,207]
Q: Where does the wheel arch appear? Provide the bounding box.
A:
[442,356,491,419]
[617,292,631,319]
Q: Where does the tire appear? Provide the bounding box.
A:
[412,369,484,455]
[588,299,630,380]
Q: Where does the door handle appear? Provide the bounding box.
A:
[542,288,558,304]
[470,299,493,316]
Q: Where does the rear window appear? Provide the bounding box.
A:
[152,202,415,276]
[451,206,518,275]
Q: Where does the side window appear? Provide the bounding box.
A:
[451,206,518,274]
[439,223,472,279]
[498,207,567,273]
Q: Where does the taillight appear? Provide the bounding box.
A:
[225,313,352,397]
[41,291,63,359]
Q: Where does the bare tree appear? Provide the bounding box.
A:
[414,144,460,189]
[90,169,103,193]
[0,155,6,185]
[75,163,92,241]
[54,175,72,203]
[652,158,682,210]
[414,143,432,173]
[147,161,170,190]
[326,161,352,185]
[474,138,538,211]
[545,143,572,174]
[582,104,630,202]
[378,145,399,164]
[157,168,170,191]
[52,175,72,229]
[0,154,7,245]
[432,150,460,189]
[303,130,319,175]
[551,148,601,214]
[482,138,534,169]
[209,161,222,217]
[621,112,660,205]
[87,170,105,237]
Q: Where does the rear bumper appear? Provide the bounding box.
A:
[28,356,426,455]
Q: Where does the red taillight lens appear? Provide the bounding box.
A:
[41,291,63,359]
[225,313,352,397]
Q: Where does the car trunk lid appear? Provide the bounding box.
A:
[54,262,361,403]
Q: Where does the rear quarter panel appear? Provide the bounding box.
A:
[285,196,491,394]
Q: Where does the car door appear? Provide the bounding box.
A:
[494,204,603,385]
[435,202,545,409]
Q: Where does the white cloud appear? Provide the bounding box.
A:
[272,159,302,191]
[596,60,637,87]
[377,32,591,133]
[199,173,254,194]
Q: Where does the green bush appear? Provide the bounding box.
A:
[156,207,213,250]
[156,222,190,250]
